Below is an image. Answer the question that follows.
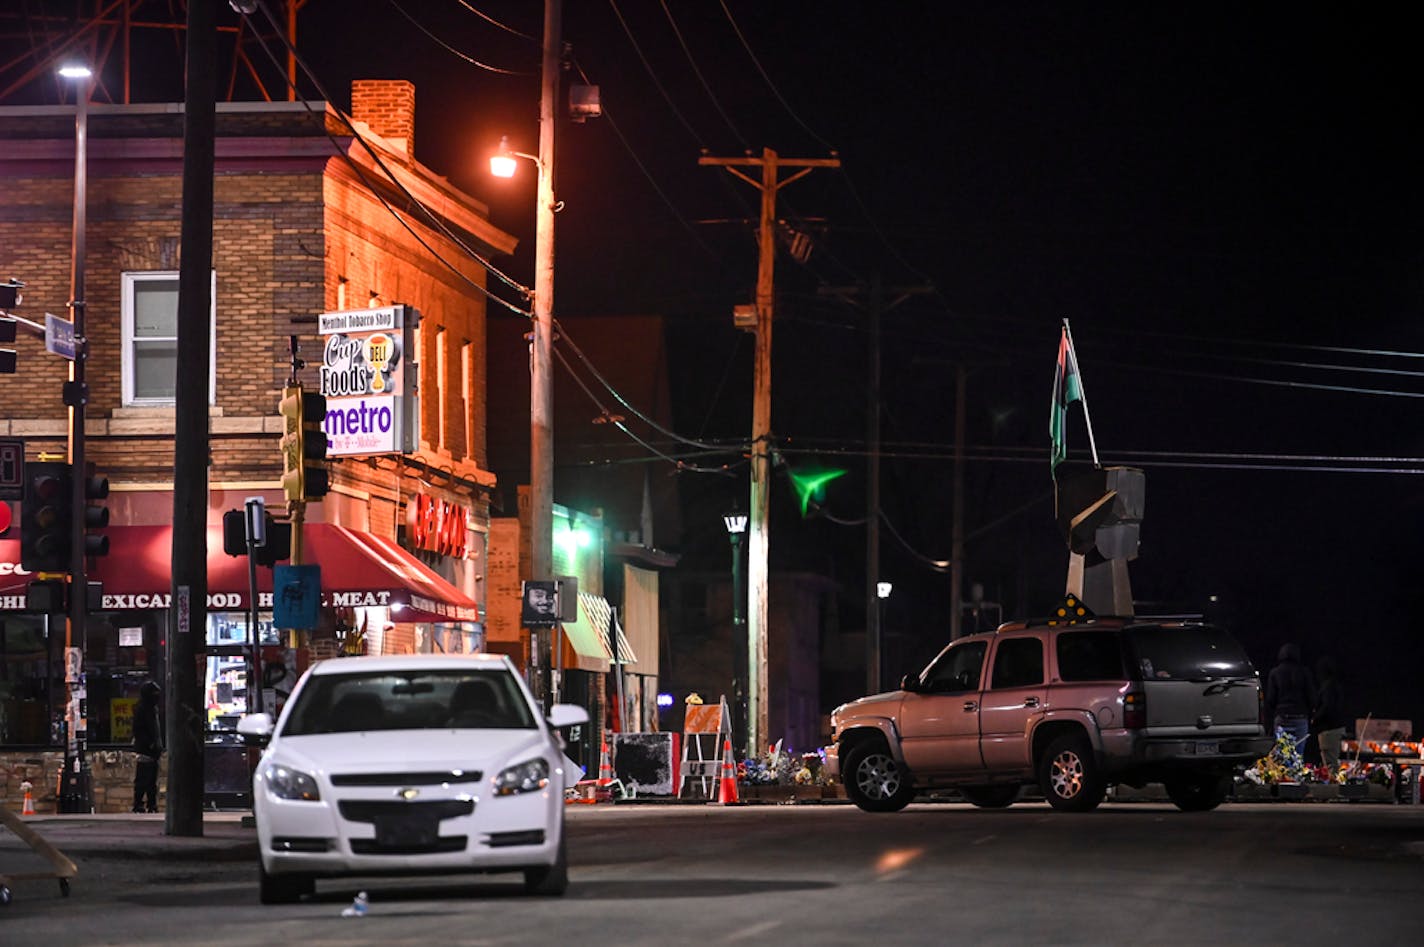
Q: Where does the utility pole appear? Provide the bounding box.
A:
[819,278,930,691]
[950,364,967,639]
[167,0,215,837]
[699,148,839,759]
[528,0,561,712]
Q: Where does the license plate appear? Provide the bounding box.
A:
[374,814,438,848]
[1194,741,1219,755]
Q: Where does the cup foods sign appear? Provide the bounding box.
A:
[318,306,420,457]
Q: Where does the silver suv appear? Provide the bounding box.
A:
[826,616,1270,813]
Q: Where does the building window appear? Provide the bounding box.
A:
[121,271,217,405]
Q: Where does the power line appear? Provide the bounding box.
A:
[241,2,532,316]
[386,0,534,74]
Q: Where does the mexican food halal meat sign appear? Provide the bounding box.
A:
[318,305,420,457]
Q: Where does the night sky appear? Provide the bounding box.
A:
[6,3,1423,727]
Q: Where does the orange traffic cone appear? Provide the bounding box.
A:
[21,780,36,816]
[715,739,740,805]
[596,735,614,786]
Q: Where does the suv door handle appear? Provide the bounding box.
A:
[1024,697,1040,708]
[963,701,977,712]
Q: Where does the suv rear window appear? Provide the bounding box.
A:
[1056,630,1126,681]
[1123,625,1253,681]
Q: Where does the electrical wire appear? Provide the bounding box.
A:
[552,343,741,475]
[606,0,704,143]
[453,0,537,42]
[570,56,718,258]
[656,0,747,149]
[554,316,747,454]
[386,0,534,74]
[716,0,836,153]
[243,2,532,316]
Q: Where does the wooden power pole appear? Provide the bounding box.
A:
[699,148,838,759]
[819,278,931,691]
[167,0,216,837]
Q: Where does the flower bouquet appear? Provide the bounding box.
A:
[1243,728,1308,788]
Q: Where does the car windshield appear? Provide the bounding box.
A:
[1124,625,1254,681]
[281,669,537,735]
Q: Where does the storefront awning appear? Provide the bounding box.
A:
[85,524,478,623]
[557,592,636,673]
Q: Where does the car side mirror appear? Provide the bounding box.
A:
[236,712,274,747]
[900,673,920,693]
[547,703,589,730]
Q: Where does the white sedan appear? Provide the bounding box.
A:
[237,653,588,903]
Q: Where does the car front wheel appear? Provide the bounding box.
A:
[524,833,569,896]
[258,861,314,904]
[1038,733,1106,812]
[842,741,915,813]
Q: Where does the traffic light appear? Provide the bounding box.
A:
[21,461,71,573]
[0,277,22,374]
[81,467,109,557]
[278,385,329,501]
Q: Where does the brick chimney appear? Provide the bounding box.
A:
[351,79,415,157]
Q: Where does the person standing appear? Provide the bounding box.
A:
[1312,657,1346,776]
[1264,643,1316,764]
[132,681,164,813]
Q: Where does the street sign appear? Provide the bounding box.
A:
[273,564,321,630]
[0,438,22,500]
[45,313,76,360]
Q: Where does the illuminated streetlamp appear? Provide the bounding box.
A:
[58,61,94,813]
[489,0,561,711]
[874,581,892,693]
[724,510,748,753]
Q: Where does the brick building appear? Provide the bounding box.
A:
[0,80,519,811]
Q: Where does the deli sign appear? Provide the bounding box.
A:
[318,305,420,457]
[408,493,468,559]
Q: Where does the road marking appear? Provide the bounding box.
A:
[971,835,996,845]
[723,919,784,942]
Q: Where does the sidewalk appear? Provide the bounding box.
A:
[2,811,256,861]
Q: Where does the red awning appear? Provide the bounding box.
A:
[86,524,477,623]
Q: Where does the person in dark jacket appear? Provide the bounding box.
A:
[1264,643,1316,761]
[132,680,164,813]
[1312,656,1346,774]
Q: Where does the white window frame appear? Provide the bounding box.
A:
[120,270,217,406]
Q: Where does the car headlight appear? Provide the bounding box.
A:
[264,763,321,801]
[492,757,550,796]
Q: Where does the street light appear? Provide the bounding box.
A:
[489,0,560,711]
[874,581,892,693]
[58,61,93,813]
[724,510,748,754]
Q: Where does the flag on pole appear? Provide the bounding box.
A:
[1050,323,1098,475]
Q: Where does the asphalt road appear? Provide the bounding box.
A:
[3,801,1421,945]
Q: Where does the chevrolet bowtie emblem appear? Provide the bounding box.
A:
[397,787,420,800]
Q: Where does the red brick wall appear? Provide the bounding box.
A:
[351,80,415,157]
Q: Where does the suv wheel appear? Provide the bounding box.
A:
[959,785,1019,809]
[1164,773,1230,812]
[1038,734,1106,812]
[843,741,915,813]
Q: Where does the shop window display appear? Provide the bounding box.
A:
[0,616,59,746]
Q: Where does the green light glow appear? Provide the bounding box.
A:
[788,467,847,516]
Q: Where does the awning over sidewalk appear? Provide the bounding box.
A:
[557,592,637,673]
[83,524,477,623]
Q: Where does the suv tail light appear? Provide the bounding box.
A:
[1123,689,1146,729]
